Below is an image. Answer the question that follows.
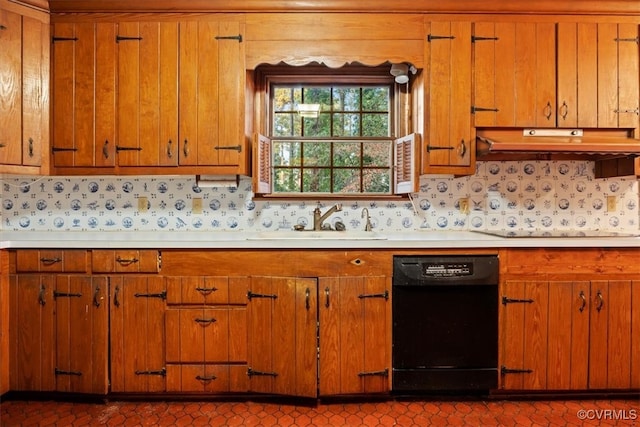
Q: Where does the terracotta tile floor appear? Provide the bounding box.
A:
[1,398,638,426]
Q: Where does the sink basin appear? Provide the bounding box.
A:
[248,230,386,240]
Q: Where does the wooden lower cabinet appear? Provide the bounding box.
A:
[109,276,166,393]
[247,276,317,398]
[500,279,639,391]
[54,275,108,394]
[9,274,56,391]
[319,276,389,396]
[164,276,249,393]
[247,275,390,398]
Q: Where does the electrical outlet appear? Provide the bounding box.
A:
[192,198,203,214]
[607,196,617,212]
[459,198,470,214]
[137,197,149,213]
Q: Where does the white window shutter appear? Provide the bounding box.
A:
[394,133,420,195]
[254,133,272,194]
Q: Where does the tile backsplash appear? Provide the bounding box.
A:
[1,160,638,233]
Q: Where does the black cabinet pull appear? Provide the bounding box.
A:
[28,138,34,157]
[247,291,277,300]
[38,284,46,306]
[247,367,277,377]
[428,34,455,42]
[116,35,142,43]
[195,374,217,383]
[214,145,242,152]
[595,291,604,312]
[54,291,82,299]
[135,368,166,377]
[215,34,242,42]
[113,285,120,307]
[40,257,62,266]
[93,285,101,307]
[578,290,586,312]
[52,147,78,153]
[183,139,189,157]
[102,140,110,159]
[52,36,78,42]
[501,366,533,375]
[501,296,534,305]
[358,290,389,300]
[195,318,217,326]
[195,286,218,296]
[55,368,82,376]
[358,368,389,377]
[167,140,173,158]
[115,145,142,153]
[324,287,330,308]
[134,291,167,300]
[116,256,139,266]
[471,106,499,114]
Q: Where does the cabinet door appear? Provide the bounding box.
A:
[116,22,178,167]
[247,276,317,398]
[178,19,246,168]
[557,23,640,129]
[598,24,640,129]
[319,276,389,396]
[9,275,56,391]
[546,281,590,390]
[54,275,108,394]
[110,276,166,392]
[589,280,634,389]
[0,9,22,166]
[500,280,548,390]
[21,15,48,167]
[423,21,473,174]
[473,22,556,128]
[51,23,116,168]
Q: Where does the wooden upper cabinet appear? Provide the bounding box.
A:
[423,21,474,175]
[178,18,248,172]
[0,5,48,174]
[51,22,116,171]
[245,13,424,69]
[557,23,640,129]
[116,21,178,167]
[473,22,556,128]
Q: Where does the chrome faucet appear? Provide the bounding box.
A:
[361,207,373,231]
[313,204,342,230]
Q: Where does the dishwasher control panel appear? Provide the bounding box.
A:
[423,262,473,278]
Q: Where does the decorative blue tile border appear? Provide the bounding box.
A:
[1,160,638,233]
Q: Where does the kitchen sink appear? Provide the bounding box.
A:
[247,230,386,240]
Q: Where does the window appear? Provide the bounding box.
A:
[254,65,418,198]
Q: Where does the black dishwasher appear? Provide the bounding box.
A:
[392,255,499,394]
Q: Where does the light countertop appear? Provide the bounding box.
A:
[2,230,640,249]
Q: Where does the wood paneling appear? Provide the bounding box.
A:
[0,251,9,396]
[48,0,640,14]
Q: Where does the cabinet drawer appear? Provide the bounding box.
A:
[15,250,89,272]
[165,307,247,363]
[166,276,249,305]
[165,364,248,393]
[91,250,160,273]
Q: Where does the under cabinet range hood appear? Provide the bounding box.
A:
[476,128,640,160]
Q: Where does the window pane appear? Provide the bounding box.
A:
[303,87,331,106]
[333,169,361,193]
[363,168,391,193]
[303,168,331,192]
[273,113,299,137]
[303,114,330,137]
[332,87,360,111]
[362,87,389,111]
[362,113,389,137]
[363,142,391,166]
[303,141,331,167]
[273,141,301,166]
[333,113,360,137]
[334,142,361,167]
[274,87,300,112]
[274,168,301,192]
